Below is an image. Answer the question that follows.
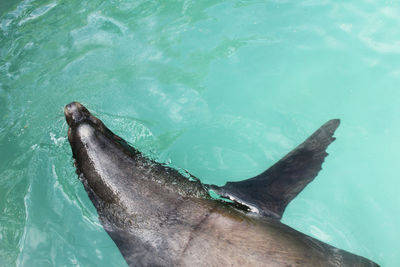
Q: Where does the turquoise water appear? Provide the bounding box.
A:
[1,0,399,266]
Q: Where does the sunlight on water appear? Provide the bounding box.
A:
[1,0,399,266]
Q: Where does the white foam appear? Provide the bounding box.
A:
[50,132,66,147]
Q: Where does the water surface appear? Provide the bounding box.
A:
[1,0,399,266]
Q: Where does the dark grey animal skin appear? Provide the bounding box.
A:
[64,102,379,267]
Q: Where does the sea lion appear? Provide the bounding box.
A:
[64,101,378,266]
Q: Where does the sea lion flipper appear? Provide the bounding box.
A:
[208,119,340,220]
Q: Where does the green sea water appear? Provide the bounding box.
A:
[1,0,399,266]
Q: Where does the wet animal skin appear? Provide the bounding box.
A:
[64,102,379,267]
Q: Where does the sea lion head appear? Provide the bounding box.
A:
[64,101,92,127]
[64,102,125,203]
[64,101,109,141]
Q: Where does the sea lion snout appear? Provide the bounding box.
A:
[64,101,91,126]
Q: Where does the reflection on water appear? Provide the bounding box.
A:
[1,0,400,266]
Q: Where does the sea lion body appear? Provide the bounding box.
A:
[64,102,378,266]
